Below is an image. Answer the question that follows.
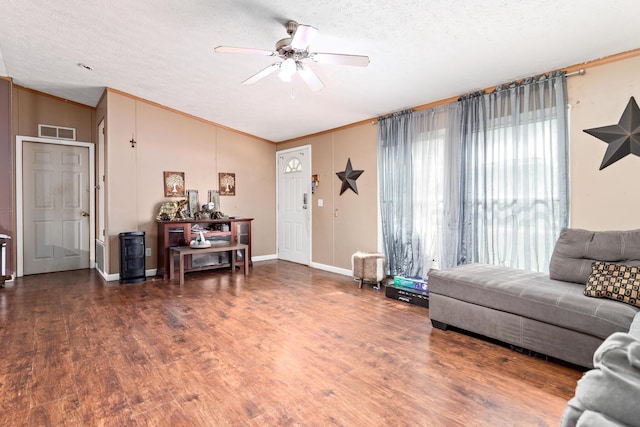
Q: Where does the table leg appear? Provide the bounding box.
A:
[179,253,185,286]
[230,249,236,272]
[243,248,249,275]
[169,250,175,282]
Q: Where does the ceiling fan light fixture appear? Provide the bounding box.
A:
[278,58,296,82]
[215,19,369,89]
[290,24,318,50]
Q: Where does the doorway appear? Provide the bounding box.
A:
[276,146,311,265]
[16,136,95,277]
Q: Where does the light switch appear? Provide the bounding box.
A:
[318,199,323,207]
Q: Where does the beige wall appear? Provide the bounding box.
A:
[0,79,12,276]
[279,54,640,271]
[217,127,277,257]
[11,87,94,141]
[5,54,640,278]
[278,122,379,271]
[102,90,277,275]
[7,86,95,277]
[567,56,640,230]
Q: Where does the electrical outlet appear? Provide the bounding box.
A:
[145,248,151,257]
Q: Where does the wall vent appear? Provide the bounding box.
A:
[38,124,76,140]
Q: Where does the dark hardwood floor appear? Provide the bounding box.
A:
[0,260,582,426]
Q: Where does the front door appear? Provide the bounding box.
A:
[22,142,90,274]
[277,147,311,264]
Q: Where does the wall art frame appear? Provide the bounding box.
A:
[164,171,185,197]
[219,172,236,196]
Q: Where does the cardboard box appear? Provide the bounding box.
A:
[393,276,428,292]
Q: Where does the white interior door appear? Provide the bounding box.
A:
[277,147,311,264]
[22,141,90,274]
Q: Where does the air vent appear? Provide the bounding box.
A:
[38,124,76,140]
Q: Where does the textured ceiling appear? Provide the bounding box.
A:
[1,0,639,142]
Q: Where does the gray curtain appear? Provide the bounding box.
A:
[378,72,568,276]
[378,104,463,277]
[410,104,463,271]
[458,72,569,271]
[378,111,415,276]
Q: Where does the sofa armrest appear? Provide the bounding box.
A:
[561,332,640,427]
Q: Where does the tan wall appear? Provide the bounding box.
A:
[0,79,12,276]
[217,127,276,257]
[278,123,378,271]
[567,56,640,230]
[104,92,137,273]
[11,87,94,141]
[279,54,640,271]
[6,54,640,277]
[103,90,277,275]
[8,86,95,277]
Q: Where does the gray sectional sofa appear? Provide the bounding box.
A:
[560,316,640,426]
[428,228,640,368]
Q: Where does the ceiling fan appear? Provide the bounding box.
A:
[214,20,369,91]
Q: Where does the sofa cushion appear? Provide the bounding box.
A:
[429,264,639,340]
[549,228,640,284]
[584,262,640,308]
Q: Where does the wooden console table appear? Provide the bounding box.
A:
[169,243,249,285]
[157,218,253,279]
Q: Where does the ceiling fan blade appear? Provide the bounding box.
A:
[242,63,280,85]
[290,24,318,50]
[214,46,276,56]
[311,52,370,67]
[297,63,324,91]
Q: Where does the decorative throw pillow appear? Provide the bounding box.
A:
[584,261,640,308]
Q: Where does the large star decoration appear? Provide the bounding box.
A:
[336,158,364,195]
[583,96,640,170]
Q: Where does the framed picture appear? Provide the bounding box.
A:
[208,190,220,211]
[219,172,236,196]
[186,189,199,218]
[164,171,185,197]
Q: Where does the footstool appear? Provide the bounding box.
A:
[351,252,385,288]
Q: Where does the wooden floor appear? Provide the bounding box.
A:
[0,260,582,426]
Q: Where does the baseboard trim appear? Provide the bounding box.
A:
[252,256,352,277]
[310,262,352,277]
[252,254,278,262]
[101,269,157,282]
[1,275,15,286]
[100,259,350,281]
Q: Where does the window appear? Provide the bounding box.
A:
[378,74,567,275]
[460,99,568,272]
[285,157,302,173]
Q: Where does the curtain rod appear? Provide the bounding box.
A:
[371,69,586,125]
[566,68,586,77]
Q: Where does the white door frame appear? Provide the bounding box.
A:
[15,135,95,277]
[276,145,312,264]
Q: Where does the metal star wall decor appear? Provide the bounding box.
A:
[336,158,364,195]
[583,96,640,170]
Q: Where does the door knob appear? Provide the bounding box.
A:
[81,211,90,217]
